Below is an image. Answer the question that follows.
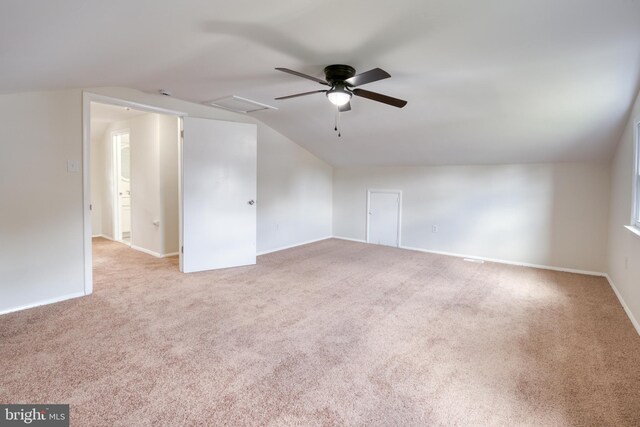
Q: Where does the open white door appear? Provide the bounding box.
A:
[181,117,257,273]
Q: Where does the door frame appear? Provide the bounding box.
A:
[82,92,187,295]
[366,189,402,247]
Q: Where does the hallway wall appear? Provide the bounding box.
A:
[93,112,179,257]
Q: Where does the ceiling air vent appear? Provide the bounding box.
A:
[206,96,277,113]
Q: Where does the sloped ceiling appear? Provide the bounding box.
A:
[1,0,639,166]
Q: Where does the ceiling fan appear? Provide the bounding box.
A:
[274,64,407,113]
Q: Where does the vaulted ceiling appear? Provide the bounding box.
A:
[2,0,640,166]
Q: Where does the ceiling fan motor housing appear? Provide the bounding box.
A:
[324,64,356,85]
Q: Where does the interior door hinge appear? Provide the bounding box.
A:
[180,130,184,139]
[181,246,184,253]
[89,204,92,211]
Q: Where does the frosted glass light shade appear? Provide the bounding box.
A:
[327,91,351,106]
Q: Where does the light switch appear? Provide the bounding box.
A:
[67,160,80,173]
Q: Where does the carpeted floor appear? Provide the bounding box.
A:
[1,238,639,426]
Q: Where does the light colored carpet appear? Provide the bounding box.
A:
[1,238,639,426]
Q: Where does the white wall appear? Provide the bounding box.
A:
[0,90,85,313]
[606,89,640,332]
[94,113,181,256]
[158,114,180,255]
[98,124,115,239]
[129,114,162,255]
[90,122,107,236]
[0,87,333,314]
[115,114,162,253]
[333,163,610,272]
[257,124,332,253]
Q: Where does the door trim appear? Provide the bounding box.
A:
[366,189,402,247]
[82,92,188,296]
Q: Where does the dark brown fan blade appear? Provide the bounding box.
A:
[338,101,351,112]
[352,88,407,108]
[345,68,390,87]
[274,90,326,100]
[275,68,329,85]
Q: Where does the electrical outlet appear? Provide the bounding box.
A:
[67,159,79,173]
[432,225,438,233]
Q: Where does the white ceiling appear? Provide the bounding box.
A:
[90,102,148,140]
[2,0,640,166]
[91,102,147,124]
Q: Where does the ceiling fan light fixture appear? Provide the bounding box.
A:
[275,65,407,111]
[327,88,352,106]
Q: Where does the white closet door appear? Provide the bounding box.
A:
[181,117,257,273]
[367,191,400,247]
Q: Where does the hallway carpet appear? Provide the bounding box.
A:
[1,238,640,426]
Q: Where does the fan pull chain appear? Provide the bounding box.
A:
[335,106,342,137]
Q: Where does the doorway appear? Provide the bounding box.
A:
[113,131,131,244]
[89,102,181,258]
[367,190,402,247]
[82,92,258,295]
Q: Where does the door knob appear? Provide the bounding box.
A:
[248,200,255,205]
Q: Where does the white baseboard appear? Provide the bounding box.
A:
[257,236,332,256]
[333,236,604,276]
[399,244,605,277]
[605,274,640,336]
[130,245,177,258]
[93,237,175,258]
[92,234,115,241]
[331,236,367,244]
[332,237,604,276]
[0,291,85,316]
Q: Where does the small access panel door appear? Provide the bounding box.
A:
[367,191,401,247]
